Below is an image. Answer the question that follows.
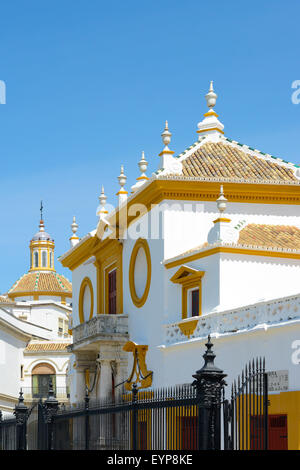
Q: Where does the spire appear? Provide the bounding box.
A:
[117,165,128,205]
[137,151,148,181]
[157,121,182,174]
[131,151,149,193]
[30,203,55,271]
[70,216,79,247]
[39,201,45,232]
[160,121,173,155]
[97,186,108,220]
[197,81,224,140]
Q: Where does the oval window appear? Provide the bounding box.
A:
[129,239,151,308]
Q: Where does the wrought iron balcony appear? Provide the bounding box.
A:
[72,314,129,349]
[22,387,70,400]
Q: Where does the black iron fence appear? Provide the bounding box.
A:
[0,336,269,451]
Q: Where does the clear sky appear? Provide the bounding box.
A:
[0,0,300,292]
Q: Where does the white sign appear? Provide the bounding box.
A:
[267,370,289,392]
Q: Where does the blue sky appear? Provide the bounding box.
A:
[0,0,300,292]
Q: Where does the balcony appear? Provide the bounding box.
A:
[163,293,300,346]
[23,387,70,401]
[72,314,129,351]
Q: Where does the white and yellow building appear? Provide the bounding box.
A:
[60,83,300,449]
[0,217,72,414]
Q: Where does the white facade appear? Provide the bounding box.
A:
[60,85,300,447]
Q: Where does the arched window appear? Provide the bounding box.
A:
[42,251,47,267]
[32,363,56,398]
[34,251,39,268]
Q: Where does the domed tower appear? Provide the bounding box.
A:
[29,219,55,272]
[8,209,72,304]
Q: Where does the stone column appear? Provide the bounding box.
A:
[99,359,112,400]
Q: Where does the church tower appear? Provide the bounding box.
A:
[8,204,72,303]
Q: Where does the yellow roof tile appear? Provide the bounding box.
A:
[180,142,298,182]
[25,342,71,352]
[8,271,72,296]
[238,224,300,249]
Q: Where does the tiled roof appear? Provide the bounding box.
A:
[238,224,300,250]
[25,342,71,352]
[179,141,298,182]
[164,224,300,265]
[8,271,72,296]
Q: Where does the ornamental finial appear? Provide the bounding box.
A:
[161,120,172,153]
[70,216,79,247]
[216,185,227,214]
[97,186,108,219]
[205,81,217,109]
[138,151,148,180]
[118,165,127,190]
[71,216,78,235]
[117,165,128,205]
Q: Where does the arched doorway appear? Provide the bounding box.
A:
[31,363,56,398]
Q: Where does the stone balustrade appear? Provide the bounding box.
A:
[164,294,300,346]
[72,314,129,349]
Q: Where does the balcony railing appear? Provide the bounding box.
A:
[72,314,129,347]
[163,293,300,346]
[22,387,70,400]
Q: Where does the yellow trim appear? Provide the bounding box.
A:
[123,341,153,391]
[203,110,219,117]
[85,369,90,388]
[78,277,94,324]
[197,127,224,134]
[8,290,72,300]
[213,217,231,224]
[105,262,117,314]
[129,238,151,308]
[268,391,300,450]
[61,180,300,271]
[158,150,175,156]
[165,246,300,269]
[94,239,123,314]
[178,319,199,338]
[170,266,205,319]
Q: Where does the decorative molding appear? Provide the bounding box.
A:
[178,319,199,338]
[164,242,300,269]
[78,277,94,324]
[123,341,153,390]
[129,238,151,308]
[170,265,205,319]
[163,294,300,346]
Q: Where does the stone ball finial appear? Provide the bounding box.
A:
[71,216,78,235]
[161,120,172,150]
[118,165,127,189]
[216,185,227,213]
[205,81,217,109]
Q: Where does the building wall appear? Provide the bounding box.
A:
[158,322,300,449]
[0,327,26,413]
[220,253,300,311]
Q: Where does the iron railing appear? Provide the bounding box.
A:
[0,337,269,451]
